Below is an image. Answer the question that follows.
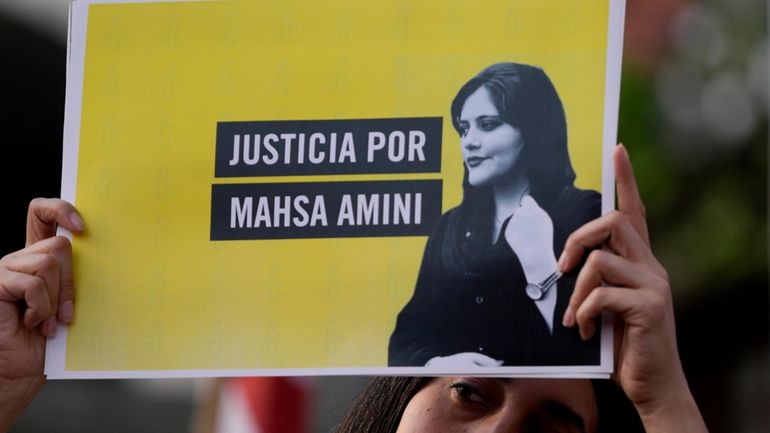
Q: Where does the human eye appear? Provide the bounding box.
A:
[457,121,470,137]
[478,117,502,131]
[449,380,488,407]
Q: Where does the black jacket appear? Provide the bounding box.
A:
[388,186,601,366]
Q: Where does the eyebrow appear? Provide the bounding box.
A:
[457,114,503,122]
[541,400,586,432]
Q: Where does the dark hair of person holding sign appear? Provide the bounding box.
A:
[389,62,601,367]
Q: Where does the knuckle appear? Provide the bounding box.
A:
[563,234,581,252]
[562,236,574,250]
[606,210,622,225]
[574,305,589,323]
[607,210,631,230]
[48,236,72,252]
[27,280,52,313]
[29,197,46,211]
[655,263,670,282]
[574,302,593,324]
[587,286,608,306]
[39,253,59,270]
[585,249,605,268]
[28,198,57,219]
[575,289,602,320]
[29,276,48,296]
[652,274,671,294]
[60,278,76,299]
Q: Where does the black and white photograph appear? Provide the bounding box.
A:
[389,63,602,367]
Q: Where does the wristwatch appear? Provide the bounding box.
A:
[525,271,562,300]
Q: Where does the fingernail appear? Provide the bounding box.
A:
[69,212,85,231]
[45,317,57,337]
[557,252,566,271]
[562,306,574,327]
[59,301,74,323]
[618,143,631,166]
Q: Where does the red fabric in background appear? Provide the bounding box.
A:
[236,377,308,433]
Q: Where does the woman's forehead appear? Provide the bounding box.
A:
[459,86,500,119]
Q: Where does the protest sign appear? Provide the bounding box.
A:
[47,0,624,378]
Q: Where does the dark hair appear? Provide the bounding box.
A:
[334,377,644,433]
[450,62,576,201]
[438,63,577,277]
[334,377,430,433]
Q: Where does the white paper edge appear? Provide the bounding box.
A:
[602,0,625,215]
[47,0,626,379]
[49,366,611,380]
[45,0,89,378]
[597,0,627,375]
[72,0,215,5]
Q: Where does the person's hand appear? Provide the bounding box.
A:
[505,195,558,284]
[426,352,503,368]
[559,145,707,433]
[0,198,83,431]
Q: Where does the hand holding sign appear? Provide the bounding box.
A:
[0,199,83,430]
[559,145,707,432]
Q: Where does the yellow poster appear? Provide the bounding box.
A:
[47,0,624,378]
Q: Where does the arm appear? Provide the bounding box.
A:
[505,196,560,331]
[560,144,708,433]
[0,199,83,432]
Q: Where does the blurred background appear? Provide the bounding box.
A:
[0,0,767,432]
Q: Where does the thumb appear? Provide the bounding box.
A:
[26,199,84,246]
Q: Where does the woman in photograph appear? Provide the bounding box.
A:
[389,62,601,367]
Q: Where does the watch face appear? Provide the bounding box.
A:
[526,284,543,300]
